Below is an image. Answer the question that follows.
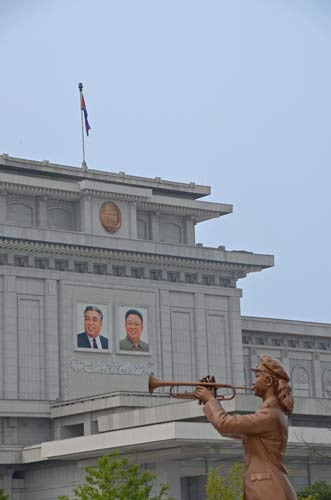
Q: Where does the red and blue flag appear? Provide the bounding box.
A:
[81,94,91,136]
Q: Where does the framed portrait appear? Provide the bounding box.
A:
[117,306,150,355]
[75,302,110,352]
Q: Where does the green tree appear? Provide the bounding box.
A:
[0,489,9,500]
[58,453,175,500]
[298,496,318,500]
[297,481,331,500]
[205,463,243,500]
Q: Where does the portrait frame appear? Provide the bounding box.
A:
[74,302,111,353]
[117,305,150,355]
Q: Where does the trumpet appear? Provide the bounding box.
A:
[148,373,254,401]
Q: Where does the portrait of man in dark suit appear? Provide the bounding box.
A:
[77,305,109,350]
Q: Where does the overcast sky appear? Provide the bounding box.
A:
[1,0,330,323]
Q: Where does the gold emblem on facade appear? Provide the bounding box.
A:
[99,201,122,233]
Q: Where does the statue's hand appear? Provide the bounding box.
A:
[194,375,216,404]
[202,375,217,396]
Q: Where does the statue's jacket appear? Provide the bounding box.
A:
[204,397,297,500]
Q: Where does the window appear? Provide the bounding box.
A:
[150,269,162,280]
[131,268,144,279]
[94,264,106,275]
[220,278,231,287]
[167,271,179,282]
[74,262,88,273]
[185,273,197,284]
[35,258,48,269]
[14,256,28,267]
[60,423,84,439]
[113,265,126,277]
[55,260,68,271]
[202,275,214,286]
[255,337,266,345]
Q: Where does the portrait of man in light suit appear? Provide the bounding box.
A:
[77,305,109,350]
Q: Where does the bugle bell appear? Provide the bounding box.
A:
[148,373,253,401]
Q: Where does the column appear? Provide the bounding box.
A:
[184,217,195,245]
[281,350,290,378]
[312,352,323,398]
[37,196,48,227]
[128,201,137,239]
[159,290,172,380]
[151,461,181,500]
[4,276,18,399]
[80,193,92,233]
[150,212,160,241]
[2,469,13,497]
[84,414,92,436]
[0,190,7,224]
[194,293,208,379]
[228,294,245,386]
[45,279,60,400]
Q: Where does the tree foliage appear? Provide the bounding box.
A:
[205,463,243,500]
[297,481,331,500]
[0,491,8,500]
[297,496,318,500]
[58,453,175,500]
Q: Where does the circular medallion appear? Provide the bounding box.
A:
[99,201,122,234]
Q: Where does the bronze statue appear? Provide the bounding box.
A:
[194,355,297,500]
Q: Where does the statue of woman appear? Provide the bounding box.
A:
[194,355,297,500]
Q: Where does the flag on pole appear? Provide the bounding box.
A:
[81,94,91,136]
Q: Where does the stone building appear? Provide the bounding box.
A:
[0,154,330,499]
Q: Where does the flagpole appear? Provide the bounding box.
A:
[78,82,87,171]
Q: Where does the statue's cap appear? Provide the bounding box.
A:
[251,355,289,382]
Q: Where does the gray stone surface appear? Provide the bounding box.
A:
[0,155,330,498]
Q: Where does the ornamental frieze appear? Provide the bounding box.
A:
[70,355,153,375]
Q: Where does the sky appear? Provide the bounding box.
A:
[1,0,331,323]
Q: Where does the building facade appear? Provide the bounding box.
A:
[0,154,330,499]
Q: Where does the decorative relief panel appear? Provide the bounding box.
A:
[322,368,331,398]
[48,207,74,231]
[160,220,182,244]
[99,201,122,234]
[8,202,34,226]
[291,365,311,397]
[70,355,153,375]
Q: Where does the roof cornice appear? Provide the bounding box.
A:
[0,154,211,199]
[0,235,271,273]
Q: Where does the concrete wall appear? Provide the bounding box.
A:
[0,267,243,402]
[242,316,331,398]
